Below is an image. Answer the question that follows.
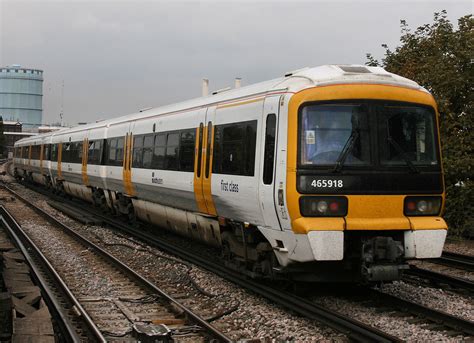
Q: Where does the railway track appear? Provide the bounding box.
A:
[0,185,231,342]
[405,266,474,293]
[403,247,474,294]
[73,206,402,342]
[7,180,474,341]
[79,205,474,340]
[365,289,474,337]
[0,206,104,342]
[433,251,474,272]
[96,214,474,340]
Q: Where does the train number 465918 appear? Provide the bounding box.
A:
[310,179,344,188]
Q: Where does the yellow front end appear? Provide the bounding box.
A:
[285,84,447,282]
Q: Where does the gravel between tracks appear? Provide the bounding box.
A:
[3,172,473,342]
[443,240,474,257]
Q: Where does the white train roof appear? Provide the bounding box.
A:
[16,64,427,145]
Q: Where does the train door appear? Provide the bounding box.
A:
[27,144,32,169]
[259,96,282,230]
[193,107,217,215]
[81,131,90,186]
[123,122,135,196]
[57,142,63,180]
[39,142,44,175]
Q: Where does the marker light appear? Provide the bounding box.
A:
[329,201,339,212]
[300,196,348,217]
[406,201,416,211]
[404,196,442,216]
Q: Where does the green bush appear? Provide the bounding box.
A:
[367,11,473,236]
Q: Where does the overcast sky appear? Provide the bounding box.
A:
[0,0,471,126]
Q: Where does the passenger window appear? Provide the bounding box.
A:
[152,133,166,169]
[179,130,195,172]
[222,125,243,173]
[88,140,102,165]
[51,145,58,161]
[153,146,165,169]
[77,142,83,163]
[88,141,95,164]
[31,146,37,159]
[165,133,179,170]
[167,132,179,146]
[63,143,71,163]
[95,140,103,165]
[143,150,153,168]
[132,136,144,168]
[155,133,166,146]
[263,114,276,184]
[116,137,124,165]
[44,144,51,161]
[128,129,196,171]
[108,138,117,163]
[213,120,257,176]
[144,134,154,147]
[142,134,154,169]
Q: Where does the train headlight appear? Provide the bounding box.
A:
[300,196,348,217]
[316,201,328,213]
[404,196,441,216]
[417,200,428,212]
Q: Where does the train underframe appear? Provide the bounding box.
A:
[16,168,412,284]
[219,225,409,283]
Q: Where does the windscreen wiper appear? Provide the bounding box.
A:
[332,129,359,173]
[387,136,419,174]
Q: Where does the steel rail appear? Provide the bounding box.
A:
[406,266,474,293]
[0,206,105,343]
[368,289,474,336]
[433,252,474,272]
[2,184,232,343]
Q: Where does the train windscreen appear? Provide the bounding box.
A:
[300,103,371,166]
[377,105,438,167]
[299,101,439,169]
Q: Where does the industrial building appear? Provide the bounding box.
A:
[2,120,36,157]
[0,65,43,129]
[1,121,64,158]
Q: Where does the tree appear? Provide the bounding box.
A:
[366,11,473,236]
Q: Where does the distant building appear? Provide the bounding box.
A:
[3,121,37,157]
[0,65,44,129]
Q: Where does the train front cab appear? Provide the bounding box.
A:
[285,84,447,282]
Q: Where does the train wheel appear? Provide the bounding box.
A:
[98,193,109,213]
[126,202,137,226]
[221,240,233,261]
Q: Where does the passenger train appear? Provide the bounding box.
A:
[13,65,447,283]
